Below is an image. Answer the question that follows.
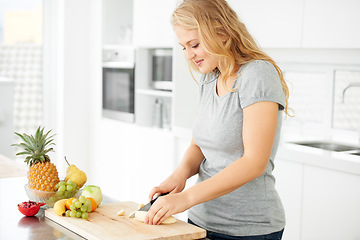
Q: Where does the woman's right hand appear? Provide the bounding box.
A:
[148,171,187,201]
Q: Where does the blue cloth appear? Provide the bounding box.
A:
[188,219,284,240]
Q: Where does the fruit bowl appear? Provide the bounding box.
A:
[24,184,80,208]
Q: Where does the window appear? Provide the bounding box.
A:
[0,0,43,134]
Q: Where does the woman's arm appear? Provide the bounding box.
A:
[145,101,279,225]
[148,138,205,201]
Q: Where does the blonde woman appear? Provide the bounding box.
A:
[146,0,289,239]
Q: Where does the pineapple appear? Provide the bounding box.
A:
[12,126,60,192]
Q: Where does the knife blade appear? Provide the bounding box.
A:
[129,192,169,218]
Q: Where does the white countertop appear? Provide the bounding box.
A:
[277,142,360,175]
[277,125,360,175]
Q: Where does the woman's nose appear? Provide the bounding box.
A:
[184,48,195,60]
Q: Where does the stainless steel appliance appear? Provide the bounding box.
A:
[102,46,135,122]
[150,49,173,90]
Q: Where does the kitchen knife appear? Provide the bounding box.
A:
[129,192,169,218]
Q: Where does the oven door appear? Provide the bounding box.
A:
[102,66,135,122]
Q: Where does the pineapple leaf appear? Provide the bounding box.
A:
[34,126,41,145]
[13,132,32,146]
[13,126,56,166]
[18,143,35,153]
[29,134,38,151]
[40,129,54,150]
[44,139,55,148]
[15,151,32,156]
[38,127,46,150]
[43,148,54,154]
[23,134,37,151]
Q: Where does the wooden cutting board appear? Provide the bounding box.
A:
[45,201,206,240]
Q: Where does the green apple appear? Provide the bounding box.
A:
[81,185,103,206]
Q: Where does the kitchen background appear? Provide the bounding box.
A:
[1,0,360,239]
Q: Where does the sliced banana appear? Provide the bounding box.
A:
[138,203,145,210]
[134,210,177,225]
[117,209,125,216]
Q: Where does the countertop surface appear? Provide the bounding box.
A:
[277,140,360,175]
[0,176,117,240]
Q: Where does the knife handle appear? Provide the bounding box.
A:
[150,192,169,205]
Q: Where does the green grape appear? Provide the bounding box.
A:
[87,205,92,212]
[72,199,79,204]
[47,196,56,204]
[81,205,87,212]
[55,182,61,189]
[81,212,88,219]
[66,179,74,185]
[64,191,72,198]
[76,211,82,218]
[71,182,77,189]
[56,191,64,198]
[66,185,74,191]
[85,199,91,207]
[70,210,77,217]
[79,196,86,203]
[65,210,71,217]
[58,185,66,192]
[70,204,76,211]
[75,201,82,209]
[59,181,66,186]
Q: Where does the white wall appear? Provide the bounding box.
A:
[43,0,99,179]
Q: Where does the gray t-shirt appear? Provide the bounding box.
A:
[188,60,286,236]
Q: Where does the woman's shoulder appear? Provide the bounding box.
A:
[199,72,217,85]
[241,60,277,75]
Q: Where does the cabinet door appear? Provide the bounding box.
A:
[302,165,360,240]
[133,0,177,48]
[273,159,303,240]
[302,0,360,48]
[227,0,303,48]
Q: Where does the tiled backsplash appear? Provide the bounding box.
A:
[0,44,43,135]
[284,71,328,124]
[333,70,360,131]
[282,65,360,134]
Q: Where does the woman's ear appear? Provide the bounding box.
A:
[219,33,229,43]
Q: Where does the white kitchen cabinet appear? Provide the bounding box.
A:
[302,165,360,240]
[302,0,360,48]
[102,0,133,45]
[133,0,177,48]
[227,0,303,48]
[227,0,360,49]
[273,158,303,240]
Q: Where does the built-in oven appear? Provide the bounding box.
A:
[102,46,135,122]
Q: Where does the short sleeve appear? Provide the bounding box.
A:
[238,60,286,110]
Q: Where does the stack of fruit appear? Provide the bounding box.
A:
[14,126,103,220]
[54,195,97,219]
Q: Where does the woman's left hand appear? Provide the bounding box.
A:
[144,192,192,225]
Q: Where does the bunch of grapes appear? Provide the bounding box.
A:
[65,196,92,219]
[55,180,78,198]
[47,180,78,206]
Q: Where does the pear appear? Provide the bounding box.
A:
[64,157,87,189]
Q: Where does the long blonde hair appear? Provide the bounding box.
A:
[171,0,291,116]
